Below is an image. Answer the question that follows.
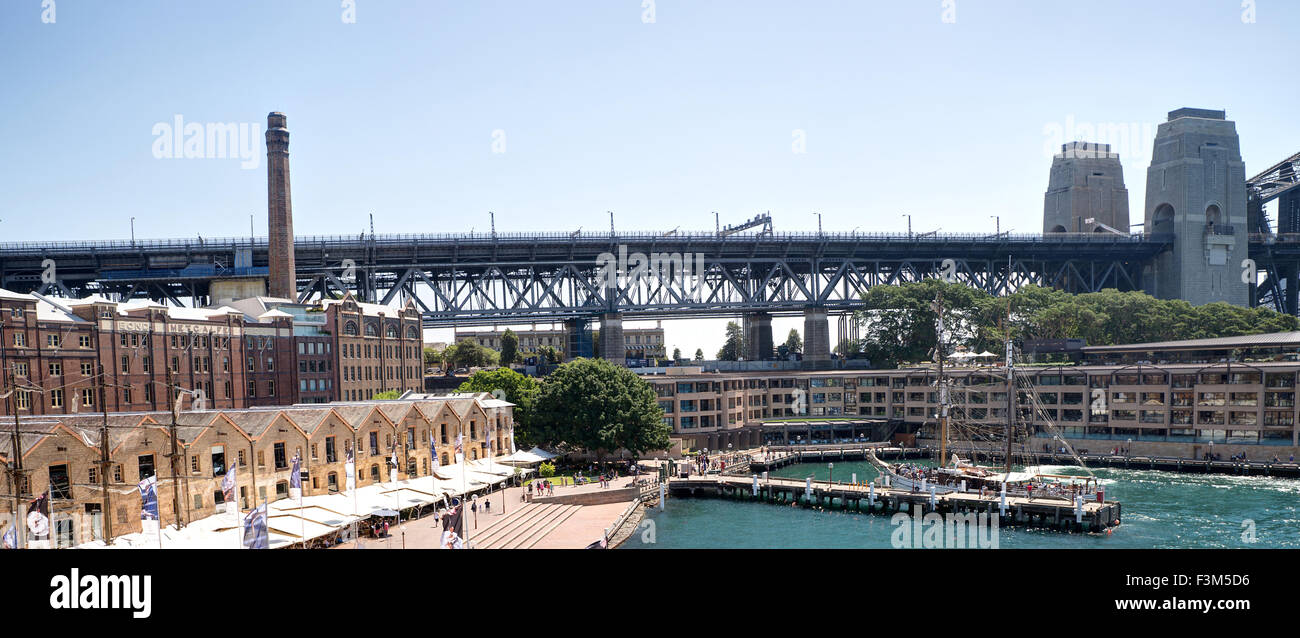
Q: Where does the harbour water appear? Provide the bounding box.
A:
[621,461,1300,548]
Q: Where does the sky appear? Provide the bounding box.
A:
[1,0,1296,356]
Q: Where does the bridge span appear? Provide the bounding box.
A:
[0,229,1177,326]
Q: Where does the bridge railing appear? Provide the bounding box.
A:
[0,230,1171,253]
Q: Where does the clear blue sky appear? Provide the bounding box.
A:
[1,0,1295,354]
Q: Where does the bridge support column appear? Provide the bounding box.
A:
[563,318,594,360]
[743,312,774,360]
[802,307,831,369]
[1286,262,1300,316]
[599,312,626,366]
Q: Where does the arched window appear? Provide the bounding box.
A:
[344,322,359,337]
[386,325,398,339]
[369,464,379,481]
[1205,204,1222,226]
[1049,225,1067,233]
[365,323,378,337]
[1152,204,1175,235]
[406,326,418,339]
[471,449,478,460]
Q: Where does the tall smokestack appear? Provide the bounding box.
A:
[266,111,295,300]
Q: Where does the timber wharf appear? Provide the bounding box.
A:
[666,473,1121,533]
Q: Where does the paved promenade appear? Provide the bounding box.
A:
[334,474,645,550]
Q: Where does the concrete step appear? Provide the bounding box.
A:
[515,504,583,550]
[472,503,558,548]
[490,504,577,550]
[468,502,540,541]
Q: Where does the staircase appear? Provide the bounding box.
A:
[466,502,582,549]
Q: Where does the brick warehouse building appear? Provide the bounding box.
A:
[0,395,514,547]
[0,289,422,417]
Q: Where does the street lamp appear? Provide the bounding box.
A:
[130,217,135,243]
[828,462,834,484]
[902,213,912,238]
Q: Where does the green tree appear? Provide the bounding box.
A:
[716,321,744,361]
[783,328,802,355]
[536,345,563,364]
[373,390,401,400]
[447,338,499,369]
[423,346,444,369]
[672,347,682,361]
[694,348,704,361]
[530,358,671,458]
[499,328,519,365]
[457,367,540,444]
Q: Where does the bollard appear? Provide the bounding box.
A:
[805,477,813,502]
[929,485,936,510]
[659,481,665,511]
[869,481,875,505]
[1075,495,1083,524]
[960,480,966,493]
[752,474,759,497]
[999,482,1007,517]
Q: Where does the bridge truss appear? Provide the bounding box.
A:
[0,231,1169,327]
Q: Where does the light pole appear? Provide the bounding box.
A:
[989,215,1000,236]
[130,217,135,243]
[812,212,823,237]
[828,462,834,485]
[902,214,912,239]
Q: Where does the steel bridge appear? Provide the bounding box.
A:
[0,231,1175,327]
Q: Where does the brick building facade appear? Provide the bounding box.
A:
[0,395,514,548]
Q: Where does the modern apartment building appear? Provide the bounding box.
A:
[643,332,1300,457]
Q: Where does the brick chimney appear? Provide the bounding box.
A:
[266,112,295,300]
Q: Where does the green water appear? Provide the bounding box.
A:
[621,461,1300,548]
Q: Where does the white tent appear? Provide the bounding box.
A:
[527,447,560,460]
[494,450,548,465]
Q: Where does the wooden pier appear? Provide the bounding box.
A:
[667,474,1121,534]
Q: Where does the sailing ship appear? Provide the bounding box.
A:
[867,284,1100,500]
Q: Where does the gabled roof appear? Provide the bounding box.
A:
[222,409,302,440]
[282,407,339,434]
[376,402,419,424]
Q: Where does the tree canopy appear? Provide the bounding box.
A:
[716,321,744,360]
[457,367,540,444]
[529,358,671,457]
[499,329,519,365]
[444,338,500,369]
[853,282,1299,368]
[783,328,802,355]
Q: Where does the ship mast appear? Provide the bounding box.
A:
[932,291,949,468]
[1004,255,1014,474]
[1004,290,1014,474]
